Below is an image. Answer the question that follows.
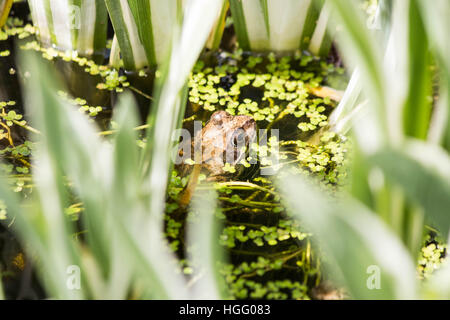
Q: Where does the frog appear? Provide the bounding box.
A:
[177,110,257,207]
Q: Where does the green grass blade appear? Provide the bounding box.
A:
[328,69,362,132]
[267,0,312,52]
[27,0,107,56]
[105,0,180,70]
[308,0,332,57]
[416,0,450,75]
[21,53,109,295]
[0,275,3,299]
[229,0,251,50]
[139,0,225,297]
[299,0,320,50]
[93,0,108,53]
[27,0,55,46]
[259,0,269,38]
[0,0,13,27]
[400,0,432,140]
[422,261,450,299]
[206,0,229,50]
[127,0,156,67]
[231,0,321,52]
[277,173,418,299]
[370,141,450,238]
[187,190,227,299]
[19,51,194,299]
[105,0,146,70]
[328,0,389,146]
[417,0,450,151]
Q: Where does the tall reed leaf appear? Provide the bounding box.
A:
[104,0,180,70]
[141,0,225,223]
[27,0,108,56]
[308,0,333,57]
[370,142,450,238]
[277,173,418,299]
[324,0,391,137]
[423,262,450,299]
[14,52,192,299]
[328,0,388,150]
[401,0,432,140]
[417,0,450,151]
[187,190,227,299]
[0,0,12,27]
[206,0,229,50]
[230,0,333,56]
[325,0,449,258]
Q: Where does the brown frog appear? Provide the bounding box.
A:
[177,110,257,206]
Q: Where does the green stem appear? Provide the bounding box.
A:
[216,181,277,197]
[219,197,277,208]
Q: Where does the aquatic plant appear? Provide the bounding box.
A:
[229,0,334,56]
[1,0,448,302]
[0,0,226,299]
[104,0,181,70]
[278,0,450,299]
[27,0,108,56]
[105,0,229,70]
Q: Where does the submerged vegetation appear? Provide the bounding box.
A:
[0,0,449,301]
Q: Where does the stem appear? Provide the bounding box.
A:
[216,181,278,197]
[12,120,41,135]
[99,123,151,136]
[218,197,277,208]
[128,85,153,101]
[0,121,14,146]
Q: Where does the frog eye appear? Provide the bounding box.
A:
[232,132,247,147]
[211,111,227,126]
[212,114,223,126]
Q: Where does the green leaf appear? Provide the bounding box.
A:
[27,0,108,56]
[370,141,450,238]
[229,0,251,50]
[277,172,418,299]
[0,0,13,28]
[187,190,227,299]
[401,0,432,140]
[105,0,145,70]
[328,0,389,146]
[422,261,450,299]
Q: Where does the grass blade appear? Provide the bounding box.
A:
[328,0,389,147]
[277,173,418,299]
[206,0,229,50]
[105,0,148,70]
[308,0,333,57]
[187,190,227,299]
[27,0,108,56]
[229,0,251,50]
[0,0,12,27]
[370,141,450,238]
[422,260,450,299]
